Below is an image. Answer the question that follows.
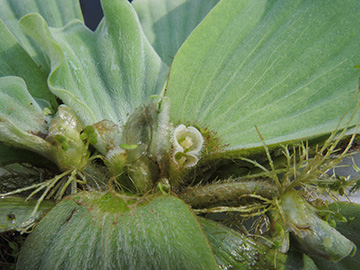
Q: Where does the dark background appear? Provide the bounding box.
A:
[80,0,133,31]
[80,0,104,30]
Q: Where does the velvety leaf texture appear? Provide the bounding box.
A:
[166,0,360,153]
[17,193,218,270]
[0,76,49,134]
[0,77,59,165]
[18,0,168,128]
[0,20,56,106]
[0,0,83,72]
[132,0,220,65]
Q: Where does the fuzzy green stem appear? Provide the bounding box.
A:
[178,180,279,209]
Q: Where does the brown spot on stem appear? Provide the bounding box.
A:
[30,131,47,140]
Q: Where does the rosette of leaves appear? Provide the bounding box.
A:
[0,0,360,269]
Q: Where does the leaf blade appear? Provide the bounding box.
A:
[311,202,360,269]
[19,0,168,128]
[0,20,56,107]
[199,217,287,269]
[0,0,83,71]
[132,0,220,65]
[166,0,360,153]
[17,193,218,270]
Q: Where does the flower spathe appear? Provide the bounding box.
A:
[173,124,204,168]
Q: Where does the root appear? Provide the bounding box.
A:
[0,168,87,217]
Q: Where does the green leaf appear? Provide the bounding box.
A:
[166,0,360,153]
[284,249,319,270]
[0,76,49,134]
[19,0,168,130]
[310,202,360,269]
[0,143,55,168]
[132,0,220,65]
[0,19,56,107]
[0,197,54,232]
[0,76,59,164]
[0,77,89,171]
[279,192,355,262]
[17,192,218,270]
[0,0,83,71]
[199,217,287,269]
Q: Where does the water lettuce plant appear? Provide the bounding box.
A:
[1,0,360,269]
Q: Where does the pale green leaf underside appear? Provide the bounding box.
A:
[0,19,56,107]
[132,0,219,66]
[0,0,83,72]
[19,0,168,127]
[0,76,48,133]
[167,0,360,152]
[0,77,57,161]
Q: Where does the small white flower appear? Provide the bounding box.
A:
[173,124,204,168]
